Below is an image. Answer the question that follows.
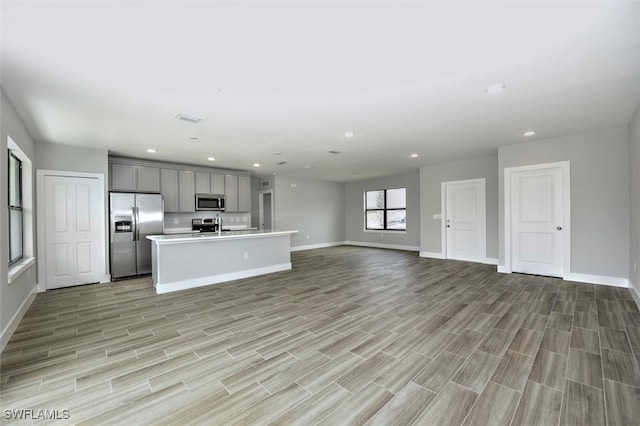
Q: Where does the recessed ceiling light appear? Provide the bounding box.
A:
[274,152,282,155]
[344,131,355,138]
[277,161,288,165]
[253,163,261,167]
[410,153,419,158]
[523,130,536,137]
[328,150,342,154]
[485,83,506,94]
[146,149,157,153]
[189,136,199,140]
[175,113,202,123]
[304,165,312,169]
[207,157,215,161]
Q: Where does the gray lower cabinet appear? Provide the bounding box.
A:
[161,169,178,212]
[179,170,196,212]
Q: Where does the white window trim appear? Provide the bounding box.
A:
[7,136,34,284]
[8,257,36,284]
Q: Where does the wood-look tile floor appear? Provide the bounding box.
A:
[2,246,640,425]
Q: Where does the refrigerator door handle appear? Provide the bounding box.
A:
[136,206,141,241]
[132,206,137,241]
[110,212,115,244]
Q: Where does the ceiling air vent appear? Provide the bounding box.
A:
[328,150,342,154]
[175,113,202,123]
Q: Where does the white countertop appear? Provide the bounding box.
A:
[149,229,298,244]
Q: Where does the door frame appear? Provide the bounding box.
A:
[258,189,275,230]
[503,161,571,275]
[441,178,486,263]
[37,170,108,292]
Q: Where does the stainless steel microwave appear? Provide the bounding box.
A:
[195,193,225,211]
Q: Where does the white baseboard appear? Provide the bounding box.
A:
[564,272,629,288]
[629,283,640,311]
[291,241,346,252]
[155,263,292,294]
[1,286,37,353]
[497,265,510,274]
[346,241,420,252]
[484,258,499,265]
[419,251,446,259]
[100,274,112,283]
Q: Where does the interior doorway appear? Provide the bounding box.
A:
[504,161,570,277]
[441,178,486,262]
[259,190,274,230]
[37,170,107,291]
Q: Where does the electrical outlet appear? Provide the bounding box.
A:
[380,233,384,238]
[173,218,179,224]
[306,234,310,239]
[243,251,249,259]
[242,217,247,222]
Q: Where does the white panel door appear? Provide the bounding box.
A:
[445,180,485,262]
[45,175,101,289]
[511,167,564,277]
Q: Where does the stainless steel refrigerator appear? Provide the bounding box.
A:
[109,192,163,279]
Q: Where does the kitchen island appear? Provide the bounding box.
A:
[147,230,298,294]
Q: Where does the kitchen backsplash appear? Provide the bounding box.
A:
[164,212,252,231]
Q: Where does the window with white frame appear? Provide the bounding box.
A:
[365,187,406,231]
[8,150,23,264]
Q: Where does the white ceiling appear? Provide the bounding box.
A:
[2,1,639,181]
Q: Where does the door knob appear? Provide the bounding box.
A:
[447,225,450,228]
[557,226,562,230]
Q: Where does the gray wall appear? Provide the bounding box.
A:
[498,126,630,279]
[35,141,108,175]
[274,175,345,248]
[419,156,499,259]
[1,88,37,339]
[629,104,640,294]
[345,171,420,249]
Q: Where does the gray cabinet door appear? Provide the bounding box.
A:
[195,172,210,194]
[225,174,239,212]
[179,170,196,212]
[161,169,179,212]
[211,174,225,195]
[111,164,136,191]
[137,166,160,192]
[238,175,251,212]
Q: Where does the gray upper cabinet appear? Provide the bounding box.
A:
[211,174,225,195]
[224,174,251,212]
[238,175,251,212]
[225,174,239,212]
[161,169,179,212]
[109,157,251,214]
[110,163,160,193]
[137,166,160,192]
[111,163,136,191]
[179,170,196,212]
[195,172,210,194]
